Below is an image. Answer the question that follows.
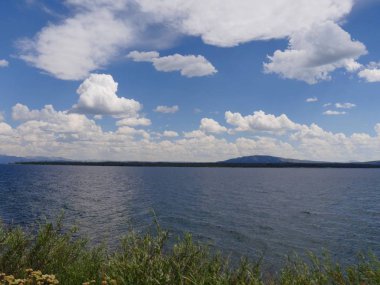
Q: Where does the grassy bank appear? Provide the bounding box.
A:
[0,218,379,285]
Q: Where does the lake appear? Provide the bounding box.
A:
[0,165,379,269]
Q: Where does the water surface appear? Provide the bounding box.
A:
[0,165,379,268]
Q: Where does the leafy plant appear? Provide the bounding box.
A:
[0,218,378,284]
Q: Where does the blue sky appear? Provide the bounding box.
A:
[1,0,380,161]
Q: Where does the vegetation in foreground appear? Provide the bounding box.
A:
[0,218,379,285]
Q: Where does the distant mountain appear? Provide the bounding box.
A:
[222,155,322,164]
[5,154,380,168]
[0,155,68,164]
[363,160,380,165]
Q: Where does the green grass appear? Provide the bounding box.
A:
[0,217,379,284]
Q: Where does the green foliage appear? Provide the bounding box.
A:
[0,218,379,284]
[0,218,105,284]
[279,252,380,285]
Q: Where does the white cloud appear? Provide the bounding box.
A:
[12,103,41,121]
[154,105,179,114]
[345,60,362,72]
[0,122,12,135]
[357,62,380,82]
[116,117,151,127]
[375,124,380,136]
[225,110,299,132]
[335,102,356,109]
[136,0,368,83]
[71,74,142,116]
[323,110,347,115]
[116,126,150,139]
[128,51,217,77]
[235,137,297,159]
[306,97,318,103]
[152,54,217,77]
[65,0,128,11]
[358,69,380,82]
[137,0,353,47]
[11,103,101,134]
[162,130,179,137]
[3,101,380,162]
[323,103,332,107]
[127,50,160,62]
[18,5,132,80]
[199,118,227,134]
[17,0,370,83]
[290,123,353,159]
[0,59,9,67]
[183,130,206,139]
[264,21,367,84]
[12,104,89,124]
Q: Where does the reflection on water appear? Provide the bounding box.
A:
[0,165,379,268]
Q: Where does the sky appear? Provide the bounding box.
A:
[1,0,380,162]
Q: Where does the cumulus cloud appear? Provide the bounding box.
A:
[127,50,159,62]
[71,74,142,116]
[290,123,379,160]
[345,60,362,72]
[199,118,227,134]
[162,130,179,137]
[0,59,9,67]
[264,21,367,84]
[116,126,150,139]
[18,3,132,80]
[306,97,318,103]
[136,0,353,47]
[11,103,101,134]
[225,110,299,133]
[335,102,356,109]
[116,117,151,127]
[137,0,369,82]
[12,103,45,121]
[357,62,380,82]
[154,105,179,114]
[235,137,297,159]
[0,122,13,136]
[183,130,206,139]
[17,0,370,83]
[323,110,347,116]
[65,0,128,11]
[358,69,380,82]
[375,124,380,136]
[128,51,217,77]
[152,54,217,77]
[3,101,380,162]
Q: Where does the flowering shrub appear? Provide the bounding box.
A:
[0,218,379,284]
[0,269,59,285]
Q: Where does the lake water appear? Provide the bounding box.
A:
[0,165,379,269]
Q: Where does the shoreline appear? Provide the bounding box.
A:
[14,161,380,168]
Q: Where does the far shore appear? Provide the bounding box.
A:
[14,161,380,168]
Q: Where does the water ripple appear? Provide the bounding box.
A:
[0,165,379,268]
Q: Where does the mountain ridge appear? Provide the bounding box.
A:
[2,154,380,166]
[0,155,68,164]
[221,155,324,164]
